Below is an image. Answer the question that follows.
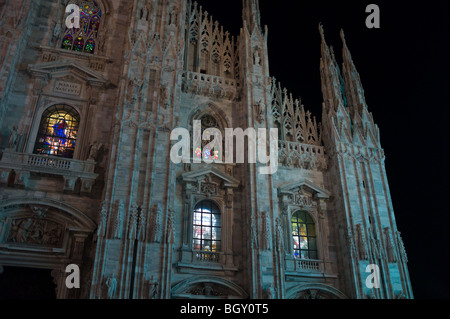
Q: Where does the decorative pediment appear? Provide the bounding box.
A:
[28,61,109,87]
[278,179,331,200]
[179,167,239,189]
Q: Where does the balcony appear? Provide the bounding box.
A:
[194,251,220,263]
[181,71,240,101]
[278,140,327,170]
[0,150,98,193]
[296,259,322,273]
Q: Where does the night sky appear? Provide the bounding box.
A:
[195,0,449,299]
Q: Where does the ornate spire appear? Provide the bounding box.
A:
[340,29,367,115]
[242,0,261,32]
[319,24,346,113]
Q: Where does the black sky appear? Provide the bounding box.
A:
[195,0,449,299]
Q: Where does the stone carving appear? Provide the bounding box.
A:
[186,283,232,297]
[250,214,258,249]
[200,182,216,197]
[160,85,170,108]
[396,231,408,262]
[275,217,284,253]
[255,100,265,124]
[140,3,150,21]
[97,201,108,237]
[7,126,19,149]
[384,228,397,263]
[293,187,313,207]
[166,208,175,244]
[150,204,162,243]
[299,289,327,299]
[147,276,159,299]
[52,22,62,43]
[137,207,146,241]
[106,273,117,299]
[253,49,261,66]
[113,200,124,239]
[266,284,275,299]
[169,8,177,26]
[88,141,104,161]
[7,217,63,247]
[260,211,272,251]
[128,204,139,240]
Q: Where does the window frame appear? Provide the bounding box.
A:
[32,105,81,159]
[192,199,222,253]
[291,210,318,260]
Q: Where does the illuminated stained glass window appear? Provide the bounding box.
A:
[194,115,222,161]
[60,0,102,54]
[33,105,80,159]
[193,200,221,252]
[292,211,317,260]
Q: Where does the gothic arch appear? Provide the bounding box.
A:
[285,283,347,300]
[0,196,96,231]
[171,276,248,299]
[186,102,230,131]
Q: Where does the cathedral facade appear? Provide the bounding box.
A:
[0,0,413,299]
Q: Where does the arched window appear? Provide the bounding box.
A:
[192,200,221,252]
[193,114,222,161]
[33,105,80,159]
[292,211,317,260]
[61,0,102,54]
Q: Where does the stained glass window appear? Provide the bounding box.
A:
[33,105,80,159]
[60,0,102,54]
[292,211,317,260]
[192,200,221,252]
[194,115,222,161]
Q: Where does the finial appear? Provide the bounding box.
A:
[319,23,325,41]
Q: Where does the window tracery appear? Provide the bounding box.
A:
[61,0,102,54]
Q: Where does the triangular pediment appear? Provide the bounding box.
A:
[279,179,331,199]
[180,167,239,188]
[28,61,108,86]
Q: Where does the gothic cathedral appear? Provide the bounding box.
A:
[0,0,413,299]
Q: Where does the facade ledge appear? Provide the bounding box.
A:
[0,149,98,192]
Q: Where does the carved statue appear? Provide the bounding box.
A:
[266,284,275,299]
[148,276,158,299]
[88,141,103,161]
[169,8,177,25]
[7,126,19,149]
[106,273,117,299]
[253,49,261,65]
[52,22,62,43]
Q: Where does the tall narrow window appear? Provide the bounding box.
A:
[61,0,102,54]
[193,200,221,252]
[292,211,317,260]
[33,105,80,159]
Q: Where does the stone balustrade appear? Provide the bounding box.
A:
[279,140,327,171]
[0,150,98,193]
[181,71,240,101]
[194,250,220,263]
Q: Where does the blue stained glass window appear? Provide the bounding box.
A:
[60,0,102,54]
[33,105,80,159]
[292,211,318,260]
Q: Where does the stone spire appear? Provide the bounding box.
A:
[242,0,262,32]
[340,29,367,116]
[319,24,346,113]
